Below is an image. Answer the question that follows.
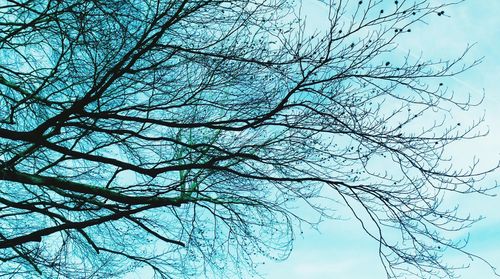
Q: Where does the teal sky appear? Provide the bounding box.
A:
[260,1,500,278]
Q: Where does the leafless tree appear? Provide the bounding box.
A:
[0,0,497,278]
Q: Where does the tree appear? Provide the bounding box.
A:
[0,0,496,278]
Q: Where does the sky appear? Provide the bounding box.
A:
[259,1,500,278]
[1,1,498,279]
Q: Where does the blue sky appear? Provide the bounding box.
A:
[260,1,500,278]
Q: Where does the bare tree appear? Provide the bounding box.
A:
[0,0,497,278]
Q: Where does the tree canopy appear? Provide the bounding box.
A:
[0,0,497,278]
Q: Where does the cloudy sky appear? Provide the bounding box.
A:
[260,1,500,278]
